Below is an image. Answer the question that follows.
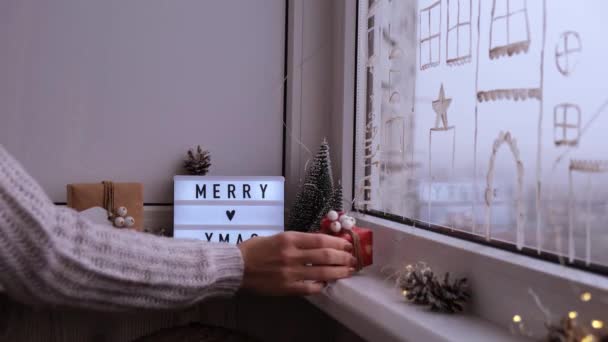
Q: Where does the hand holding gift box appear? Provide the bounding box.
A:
[319,210,373,271]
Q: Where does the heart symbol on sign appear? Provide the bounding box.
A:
[226,210,236,221]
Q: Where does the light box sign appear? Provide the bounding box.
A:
[173,176,284,244]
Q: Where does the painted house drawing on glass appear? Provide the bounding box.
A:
[357,0,608,266]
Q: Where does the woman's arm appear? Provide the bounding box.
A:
[0,145,243,311]
[0,145,356,312]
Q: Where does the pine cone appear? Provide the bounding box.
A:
[184,145,211,175]
[427,273,470,313]
[545,317,586,342]
[397,263,470,313]
[398,263,434,305]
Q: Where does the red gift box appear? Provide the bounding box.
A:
[319,214,373,270]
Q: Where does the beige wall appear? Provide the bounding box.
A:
[0,0,286,204]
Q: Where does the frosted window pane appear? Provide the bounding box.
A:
[421,41,431,66]
[459,24,471,57]
[355,0,608,269]
[509,0,526,13]
[509,11,529,44]
[431,37,441,64]
[460,0,471,23]
[491,17,508,49]
[493,0,507,18]
[420,11,430,38]
[448,0,459,29]
[430,5,441,36]
[447,29,458,60]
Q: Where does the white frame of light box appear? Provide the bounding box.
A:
[173,175,285,244]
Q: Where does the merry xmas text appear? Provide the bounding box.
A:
[203,232,259,244]
[195,183,269,199]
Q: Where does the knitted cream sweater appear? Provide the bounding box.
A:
[0,145,244,311]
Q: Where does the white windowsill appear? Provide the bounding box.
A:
[136,206,606,340]
[307,213,608,341]
[308,274,523,342]
[359,214,608,291]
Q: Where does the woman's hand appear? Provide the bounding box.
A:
[237,231,357,296]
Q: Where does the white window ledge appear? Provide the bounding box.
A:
[308,214,608,341]
[137,206,606,340]
[359,214,608,290]
[308,274,523,342]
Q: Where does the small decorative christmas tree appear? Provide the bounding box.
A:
[184,145,211,175]
[314,140,334,204]
[311,200,333,231]
[287,183,321,232]
[286,139,335,232]
[331,181,344,212]
[310,180,345,231]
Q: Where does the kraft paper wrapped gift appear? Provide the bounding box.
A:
[66,182,144,231]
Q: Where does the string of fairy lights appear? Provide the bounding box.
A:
[509,291,606,340]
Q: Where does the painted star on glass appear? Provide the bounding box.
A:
[432,84,452,129]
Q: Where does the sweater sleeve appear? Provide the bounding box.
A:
[0,145,243,311]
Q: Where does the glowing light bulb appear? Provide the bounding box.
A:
[591,320,604,329]
[402,290,409,297]
[512,315,522,323]
[581,335,595,342]
[568,311,578,319]
[581,292,592,302]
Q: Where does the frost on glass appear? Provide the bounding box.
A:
[354,0,608,268]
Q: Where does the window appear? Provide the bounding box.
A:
[568,159,608,266]
[446,0,472,65]
[419,1,441,70]
[489,0,531,59]
[355,0,608,274]
[553,104,581,147]
[555,31,582,76]
[384,70,406,161]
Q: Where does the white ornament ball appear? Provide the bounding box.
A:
[124,216,135,227]
[114,216,125,228]
[340,215,356,225]
[342,218,355,230]
[329,221,342,233]
[116,206,128,217]
[326,210,339,221]
[339,215,349,225]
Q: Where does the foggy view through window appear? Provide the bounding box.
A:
[354,0,608,268]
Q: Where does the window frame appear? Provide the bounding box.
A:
[419,0,442,70]
[446,0,473,65]
[281,1,608,338]
[553,103,581,147]
[555,31,583,76]
[488,0,531,59]
[351,0,608,277]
